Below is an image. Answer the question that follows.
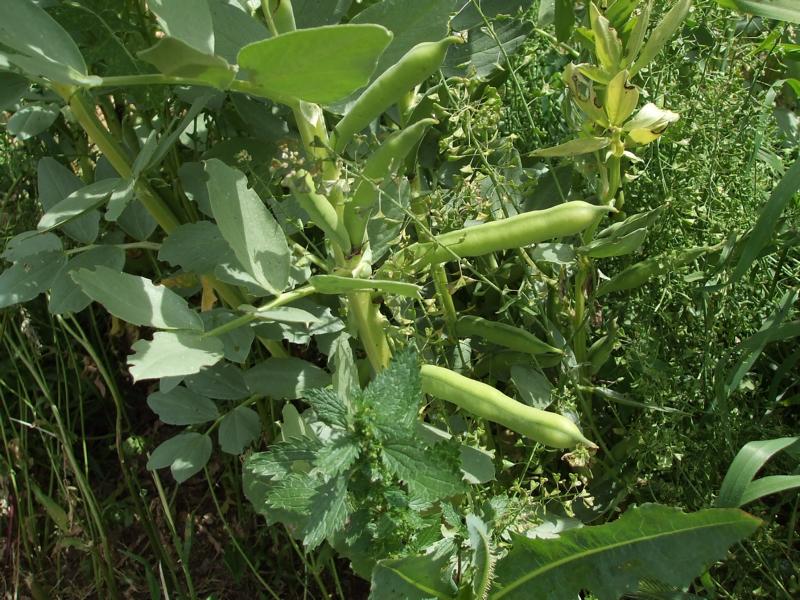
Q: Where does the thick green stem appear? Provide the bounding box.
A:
[349,291,391,371]
[431,264,457,338]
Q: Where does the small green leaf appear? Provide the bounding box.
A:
[38,179,121,232]
[184,362,250,400]
[302,476,350,549]
[370,553,456,600]
[265,473,319,512]
[364,349,421,439]
[510,365,553,410]
[48,246,126,315]
[467,514,495,600]
[0,251,66,309]
[237,24,393,104]
[147,386,219,425]
[579,227,647,258]
[137,37,236,89]
[128,332,224,381]
[38,157,99,244]
[2,231,62,262]
[149,0,215,54]
[314,435,361,476]
[244,357,331,399]
[717,437,800,508]
[382,440,465,502]
[7,104,59,141]
[71,266,203,330]
[630,0,692,76]
[218,406,261,455]
[530,137,611,158]
[589,2,622,72]
[147,432,213,483]
[199,309,254,362]
[306,387,349,429]
[205,159,290,295]
[208,0,269,63]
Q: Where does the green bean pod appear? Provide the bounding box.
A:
[407,201,614,267]
[456,315,561,356]
[587,319,617,375]
[287,172,351,253]
[332,37,460,153]
[345,118,437,245]
[595,245,708,297]
[420,365,595,449]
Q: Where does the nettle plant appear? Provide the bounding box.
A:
[0,0,762,597]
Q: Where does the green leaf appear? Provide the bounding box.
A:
[302,476,350,549]
[717,0,800,24]
[237,25,393,104]
[147,432,213,483]
[38,179,121,233]
[0,72,29,110]
[554,0,575,42]
[147,386,219,425]
[137,37,236,89]
[208,0,269,63]
[417,423,496,485]
[732,156,800,281]
[329,332,359,404]
[149,0,215,54]
[244,357,332,399]
[184,362,250,400]
[48,246,126,315]
[205,159,290,295]
[490,504,760,599]
[0,251,66,309]
[2,231,62,262]
[7,104,59,141]
[265,473,319,512]
[717,437,800,508]
[0,0,89,79]
[370,553,456,600]
[128,332,224,381]
[579,227,647,258]
[245,437,322,481]
[589,2,622,72]
[306,387,350,428]
[364,349,421,439]
[382,441,466,502]
[218,406,261,455]
[159,221,236,274]
[71,266,204,330]
[630,0,691,76]
[38,158,100,244]
[314,435,361,476]
[199,309,254,362]
[530,137,611,158]
[467,514,495,600]
[510,365,553,410]
[351,0,454,83]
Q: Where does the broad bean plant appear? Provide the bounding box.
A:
[0,0,762,598]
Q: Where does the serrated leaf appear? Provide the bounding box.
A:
[305,387,349,429]
[71,266,203,330]
[244,357,331,399]
[314,435,360,476]
[159,221,237,274]
[237,24,393,104]
[0,251,66,309]
[416,423,496,485]
[205,159,289,295]
[245,437,322,482]
[364,349,421,439]
[468,514,495,600]
[218,406,261,454]
[147,386,219,425]
[302,476,350,549]
[490,504,760,599]
[382,441,465,502]
[266,473,319,512]
[48,246,126,315]
[370,553,455,600]
[184,362,250,400]
[38,157,100,244]
[147,432,212,483]
[128,331,224,381]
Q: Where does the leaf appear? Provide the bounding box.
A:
[159,221,237,274]
[444,17,533,81]
[237,25,393,104]
[48,246,126,315]
[417,423,496,485]
[7,104,59,141]
[199,309,254,362]
[0,251,66,309]
[149,0,215,54]
[510,365,553,409]
[589,2,622,72]
[265,473,318,513]
[184,362,250,400]
[244,357,331,399]
[38,179,122,232]
[2,231,62,262]
[137,37,236,89]
[38,158,100,244]
[467,514,495,600]
[490,504,761,599]
[370,553,456,600]
[218,406,261,454]
[717,0,800,24]
[530,137,611,158]
[302,476,350,549]
[0,0,89,80]
[554,0,575,42]
[205,159,290,295]
[382,441,466,501]
[128,331,224,381]
[580,227,647,258]
[208,0,269,63]
[147,386,219,425]
[147,432,213,483]
[71,266,203,330]
[630,0,692,76]
[314,435,361,476]
[732,156,800,281]
[306,387,350,429]
[245,437,322,482]
[717,437,800,508]
[364,349,421,439]
[0,71,29,110]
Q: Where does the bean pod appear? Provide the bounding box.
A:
[456,315,561,356]
[332,37,460,153]
[420,365,595,449]
[595,245,708,297]
[407,201,614,267]
[286,172,351,253]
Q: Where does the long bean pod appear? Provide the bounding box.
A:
[456,315,561,356]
